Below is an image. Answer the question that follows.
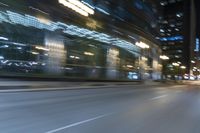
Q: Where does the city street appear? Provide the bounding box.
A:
[0,83,200,133]
[0,0,199,133]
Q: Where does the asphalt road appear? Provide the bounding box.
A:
[0,84,200,133]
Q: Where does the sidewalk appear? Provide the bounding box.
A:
[0,79,142,89]
[0,79,183,92]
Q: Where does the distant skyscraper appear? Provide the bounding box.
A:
[159,0,196,78]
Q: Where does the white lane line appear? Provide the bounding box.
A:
[45,113,112,133]
[150,94,168,100]
[0,85,115,93]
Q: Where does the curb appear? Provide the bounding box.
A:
[0,81,184,93]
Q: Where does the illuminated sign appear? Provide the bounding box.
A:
[160,36,183,41]
[194,38,199,52]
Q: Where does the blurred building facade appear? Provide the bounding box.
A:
[0,0,163,80]
[159,0,197,80]
[193,0,200,79]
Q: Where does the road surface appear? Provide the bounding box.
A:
[0,84,200,133]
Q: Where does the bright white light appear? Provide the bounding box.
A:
[96,7,110,15]
[58,0,94,16]
[32,62,38,65]
[127,65,133,68]
[175,28,179,31]
[175,55,180,58]
[184,75,189,80]
[172,62,180,66]
[191,60,195,63]
[160,55,169,60]
[7,63,12,66]
[135,42,149,49]
[70,55,75,58]
[141,56,148,61]
[70,55,80,59]
[14,63,19,66]
[75,56,80,59]
[13,42,26,46]
[180,66,186,69]
[0,36,8,41]
[58,0,89,16]
[42,63,46,66]
[84,51,94,56]
[190,76,195,80]
[35,46,50,51]
[31,52,39,55]
[67,0,94,14]
[160,29,165,33]
[16,47,22,50]
[0,56,4,60]
[193,67,197,69]
[37,17,51,25]
[1,60,8,64]
[0,45,9,48]
[176,13,182,18]
[81,1,95,9]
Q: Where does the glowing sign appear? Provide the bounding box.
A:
[195,38,199,52]
[160,36,183,41]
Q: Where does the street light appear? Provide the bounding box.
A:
[193,67,197,69]
[160,55,169,60]
[135,42,150,49]
[177,62,181,64]
[58,0,94,17]
[172,62,180,66]
[180,66,186,69]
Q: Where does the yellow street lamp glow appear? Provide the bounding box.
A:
[193,67,197,69]
[135,42,150,49]
[84,51,94,56]
[127,65,133,68]
[180,66,186,69]
[35,46,50,51]
[31,51,39,55]
[160,55,169,60]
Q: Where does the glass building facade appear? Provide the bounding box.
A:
[0,0,162,80]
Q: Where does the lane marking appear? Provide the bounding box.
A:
[0,83,136,93]
[0,85,111,93]
[45,113,112,133]
[150,94,167,100]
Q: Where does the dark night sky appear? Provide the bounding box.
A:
[196,0,200,36]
